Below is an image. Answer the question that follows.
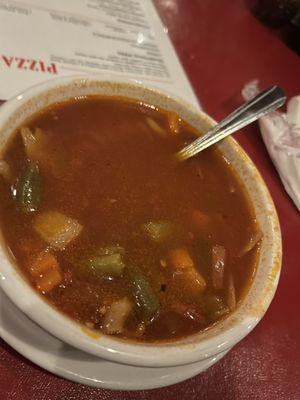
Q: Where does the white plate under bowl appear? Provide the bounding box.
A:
[0,288,227,390]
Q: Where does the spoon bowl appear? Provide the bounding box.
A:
[176,86,286,161]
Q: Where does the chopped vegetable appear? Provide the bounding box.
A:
[0,160,11,182]
[226,272,237,311]
[87,253,125,278]
[178,267,207,295]
[145,117,167,138]
[142,220,173,243]
[36,268,62,293]
[211,244,226,290]
[167,111,180,134]
[33,211,82,250]
[29,250,62,293]
[20,127,36,156]
[168,247,194,269]
[171,301,206,325]
[30,250,60,278]
[15,162,42,213]
[239,228,263,256]
[83,245,125,278]
[131,272,159,320]
[102,297,132,334]
[191,210,210,232]
[96,245,125,256]
[203,294,229,321]
[168,247,207,294]
[20,126,47,160]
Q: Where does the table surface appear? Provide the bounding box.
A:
[1,1,300,399]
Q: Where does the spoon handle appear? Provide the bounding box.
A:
[176,86,286,161]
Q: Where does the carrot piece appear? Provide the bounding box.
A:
[168,247,194,269]
[191,210,210,232]
[29,250,62,293]
[36,268,62,293]
[183,268,207,294]
[30,251,60,278]
[168,248,207,294]
[211,244,226,290]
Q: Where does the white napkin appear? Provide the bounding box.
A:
[242,80,300,211]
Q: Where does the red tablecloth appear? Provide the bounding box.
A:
[1,1,300,399]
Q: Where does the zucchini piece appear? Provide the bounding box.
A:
[131,272,159,320]
[87,253,125,278]
[96,245,125,256]
[15,162,42,212]
[142,220,173,243]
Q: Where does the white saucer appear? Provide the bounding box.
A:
[0,288,227,390]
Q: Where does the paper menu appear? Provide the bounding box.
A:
[0,0,200,109]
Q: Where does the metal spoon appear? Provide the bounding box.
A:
[176,86,286,161]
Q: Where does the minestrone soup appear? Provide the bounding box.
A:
[0,97,262,341]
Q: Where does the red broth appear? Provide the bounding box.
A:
[0,97,261,341]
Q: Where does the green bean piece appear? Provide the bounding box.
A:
[15,162,42,213]
[131,273,159,320]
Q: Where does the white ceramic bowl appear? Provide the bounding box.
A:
[0,75,282,369]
